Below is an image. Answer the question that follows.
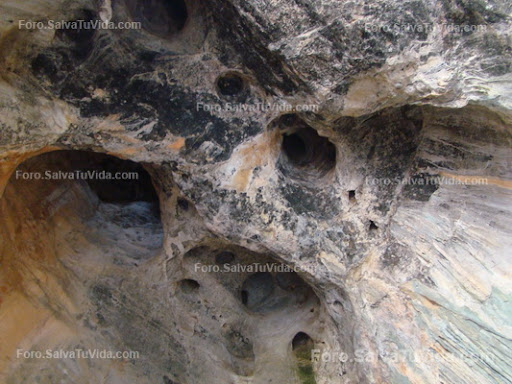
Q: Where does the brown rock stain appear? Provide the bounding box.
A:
[106,147,141,159]
[0,26,35,80]
[231,130,281,192]
[167,137,186,151]
[439,171,512,189]
[0,146,59,198]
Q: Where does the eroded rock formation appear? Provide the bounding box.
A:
[0,0,511,383]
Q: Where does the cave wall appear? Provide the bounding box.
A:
[0,0,511,383]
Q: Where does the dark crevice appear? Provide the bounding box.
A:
[283,134,308,164]
[57,151,157,203]
[217,72,245,97]
[54,9,97,61]
[292,332,316,384]
[126,0,189,38]
[13,150,159,204]
[276,114,336,184]
[179,279,200,293]
[177,198,189,211]
[241,290,248,305]
[292,332,313,351]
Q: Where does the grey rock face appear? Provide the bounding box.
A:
[0,0,511,383]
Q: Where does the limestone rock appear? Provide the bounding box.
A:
[0,0,511,383]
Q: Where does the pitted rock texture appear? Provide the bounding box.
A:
[0,0,511,383]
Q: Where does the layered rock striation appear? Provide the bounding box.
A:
[0,0,511,383]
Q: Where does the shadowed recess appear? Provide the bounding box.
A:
[292,332,316,384]
[126,0,189,37]
[276,114,336,184]
[216,72,245,97]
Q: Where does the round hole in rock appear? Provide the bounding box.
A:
[240,272,274,311]
[216,72,245,97]
[3,150,163,266]
[292,332,313,351]
[348,190,356,201]
[282,134,307,163]
[292,332,316,384]
[126,0,189,37]
[276,115,336,182]
[215,251,235,265]
[179,279,200,293]
[177,198,189,211]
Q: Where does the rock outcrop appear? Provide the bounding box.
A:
[0,0,511,383]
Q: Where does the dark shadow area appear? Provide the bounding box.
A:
[7,150,163,265]
[126,0,189,37]
[54,9,97,61]
[216,72,245,97]
[241,272,274,310]
[292,332,316,384]
[26,150,159,203]
[276,114,336,184]
[282,133,307,164]
[179,279,200,293]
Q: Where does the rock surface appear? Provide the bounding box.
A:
[0,0,511,383]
